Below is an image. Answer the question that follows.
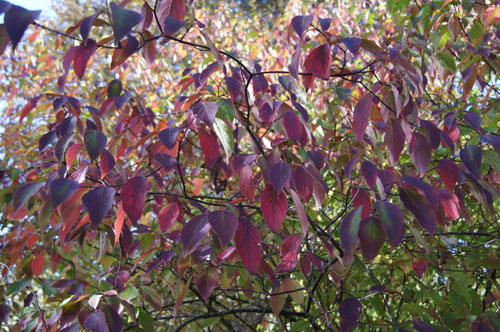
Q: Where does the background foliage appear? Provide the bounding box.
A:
[0,0,499,331]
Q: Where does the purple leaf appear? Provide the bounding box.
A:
[4,5,40,48]
[39,130,57,152]
[110,2,141,44]
[100,149,115,178]
[233,154,257,173]
[50,178,79,208]
[163,16,184,35]
[339,206,363,257]
[192,102,218,126]
[413,319,437,332]
[420,119,441,150]
[361,161,378,188]
[304,43,331,80]
[374,201,404,247]
[342,37,361,56]
[102,305,122,332]
[154,153,175,171]
[0,303,11,324]
[269,161,292,192]
[158,127,180,149]
[158,202,179,232]
[60,116,77,136]
[464,111,482,132]
[409,132,431,176]
[481,134,500,152]
[318,17,331,31]
[353,94,372,141]
[196,268,219,302]
[384,118,405,165]
[84,130,107,161]
[402,176,439,210]
[307,150,324,169]
[208,210,238,247]
[400,188,437,235]
[224,76,241,101]
[293,165,314,202]
[292,100,309,122]
[344,156,359,179]
[339,298,362,332]
[180,214,210,256]
[235,217,262,274]
[261,185,288,231]
[291,15,314,39]
[282,110,304,141]
[74,39,98,78]
[358,217,385,261]
[13,182,44,212]
[121,176,150,223]
[55,133,75,163]
[80,13,99,43]
[459,145,482,179]
[84,310,110,332]
[82,187,116,228]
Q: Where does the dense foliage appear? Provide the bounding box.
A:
[0,0,499,331]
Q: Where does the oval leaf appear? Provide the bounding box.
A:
[50,178,79,208]
[13,182,44,212]
[180,214,210,256]
[339,206,363,257]
[358,217,385,261]
[84,130,107,161]
[353,94,372,141]
[374,201,404,247]
[261,185,288,231]
[82,187,116,228]
[110,2,142,44]
[460,145,482,179]
[208,210,238,248]
[235,217,262,274]
[269,161,292,192]
[121,176,150,223]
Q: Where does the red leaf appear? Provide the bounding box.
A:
[196,268,219,302]
[400,188,437,235]
[304,43,331,80]
[269,161,292,192]
[31,255,45,276]
[100,149,115,178]
[352,188,371,219]
[18,97,39,124]
[121,176,150,223]
[352,94,372,141]
[208,210,238,248]
[198,127,220,168]
[158,0,186,30]
[438,189,460,220]
[141,30,157,65]
[412,258,428,278]
[289,189,308,236]
[239,165,255,201]
[110,34,138,70]
[113,204,125,248]
[261,185,288,231]
[235,217,261,274]
[402,176,439,210]
[158,202,180,232]
[438,159,458,191]
[339,298,362,332]
[66,143,83,165]
[74,39,97,79]
[293,165,314,202]
[409,132,431,176]
[180,214,210,256]
[281,234,301,258]
[384,118,405,165]
[282,110,304,141]
[275,252,298,272]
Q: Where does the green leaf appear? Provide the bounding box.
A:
[290,320,310,332]
[121,286,139,302]
[217,98,235,123]
[7,279,30,295]
[138,308,154,332]
[437,52,456,72]
[469,20,483,44]
[483,150,500,174]
[213,118,234,161]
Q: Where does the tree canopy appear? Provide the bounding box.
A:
[0,0,500,331]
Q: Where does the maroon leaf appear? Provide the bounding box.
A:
[339,297,362,332]
[260,259,279,286]
[261,185,288,231]
[269,161,292,192]
[158,127,180,149]
[291,15,314,39]
[464,111,482,132]
[358,217,385,261]
[352,188,371,219]
[409,132,431,176]
[281,234,301,258]
[275,252,298,272]
[180,214,210,256]
[235,217,262,274]
[192,102,218,126]
[121,176,150,223]
[82,187,115,228]
[158,202,180,232]
[154,153,175,172]
[460,145,482,179]
[198,128,220,168]
[412,258,428,279]
[110,34,138,70]
[339,206,363,257]
[4,5,40,48]
[102,305,122,332]
[208,210,238,248]
[100,149,115,178]
[83,310,109,332]
[438,189,460,220]
[384,118,405,165]
[158,0,186,30]
[233,154,257,173]
[307,251,325,272]
[196,268,219,302]
[420,119,441,149]
[74,39,97,79]
[374,201,404,247]
[13,182,44,213]
[282,110,304,141]
[342,37,361,56]
[437,159,458,191]
[304,43,331,80]
[239,165,255,201]
[39,131,57,153]
[400,188,437,235]
[293,165,314,202]
[353,94,372,141]
[110,2,141,44]
[84,130,107,161]
[361,161,378,188]
[50,178,79,208]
